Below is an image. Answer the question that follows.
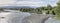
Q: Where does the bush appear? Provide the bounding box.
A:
[46,11,49,14]
[52,11,56,15]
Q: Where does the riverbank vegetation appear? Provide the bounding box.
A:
[19,1,60,20]
[19,4,54,14]
[0,8,4,11]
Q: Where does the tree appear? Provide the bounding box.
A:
[52,11,56,15]
[45,4,53,14]
[20,8,34,13]
[35,6,46,14]
[47,4,52,10]
[53,0,60,20]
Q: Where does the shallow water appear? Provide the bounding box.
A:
[0,10,60,23]
[45,17,60,23]
[0,10,31,23]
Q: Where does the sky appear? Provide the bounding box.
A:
[0,0,58,7]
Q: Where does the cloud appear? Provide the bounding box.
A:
[13,0,57,6]
[0,0,58,7]
[0,0,15,4]
[16,1,47,7]
[17,1,43,5]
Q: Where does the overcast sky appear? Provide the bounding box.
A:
[0,0,58,7]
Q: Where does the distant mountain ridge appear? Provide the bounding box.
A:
[0,6,36,8]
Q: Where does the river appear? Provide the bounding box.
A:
[0,10,60,23]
